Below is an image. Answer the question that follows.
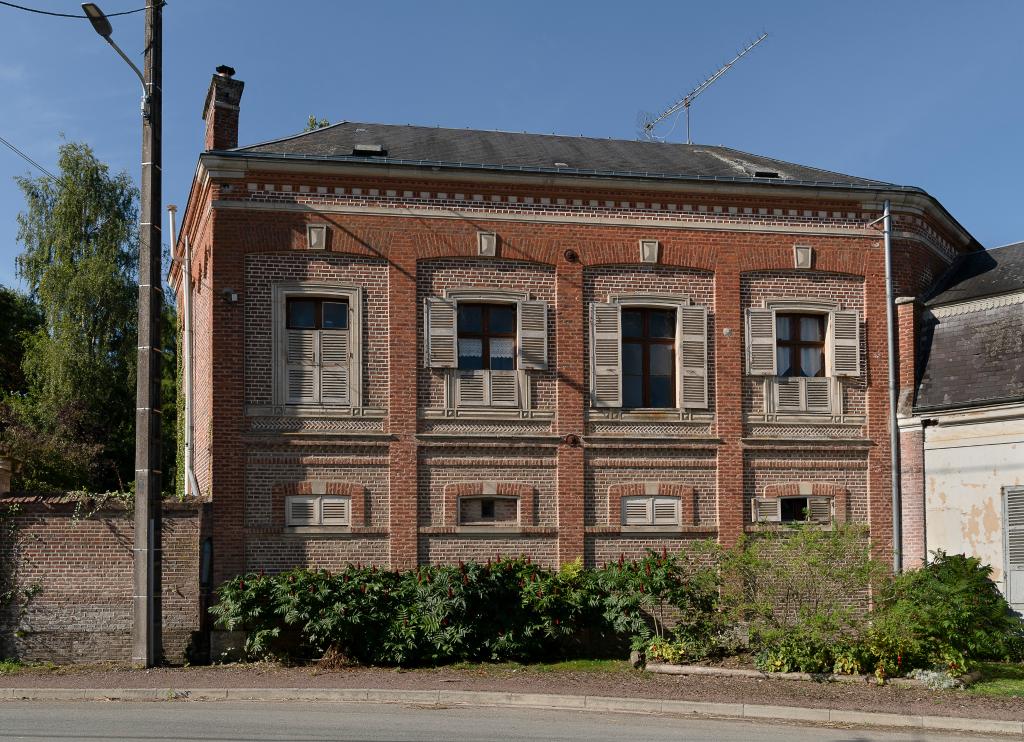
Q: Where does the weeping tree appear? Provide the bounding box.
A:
[1,141,148,492]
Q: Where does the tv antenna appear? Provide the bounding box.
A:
[640,32,768,144]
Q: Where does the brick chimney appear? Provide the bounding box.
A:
[202,65,244,151]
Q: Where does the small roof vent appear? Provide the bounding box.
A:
[554,161,569,168]
[352,143,386,156]
[754,170,780,179]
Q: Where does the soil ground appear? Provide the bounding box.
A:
[2,661,1023,722]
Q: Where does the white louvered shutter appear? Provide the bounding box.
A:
[746,308,777,376]
[321,496,350,526]
[591,302,622,407]
[517,300,548,370]
[678,305,708,409]
[652,497,680,526]
[1007,488,1024,608]
[751,497,782,523]
[622,497,651,525]
[489,370,520,407]
[425,297,458,368]
[286,329,317,404]
[319,329,350,405]
[830,310,861,377]
[774,377,804,413]
[805,377,832,413]
[287,496,319,526]
[807,497,833,524]
[456,370,488,406]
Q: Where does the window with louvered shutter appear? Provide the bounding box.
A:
[425,297,458,368]
[652,497,680,525]
[751,497,782,523]
[321,496,350,526]
[489,370,519,407]
[807,496,833,524]
[830,310,861,376]
[621,497,651,525]
[286,496,319,526]
[286,330,317,404]
[1006,487,1024,608]
[455,370,488,406]
[517,300,548,370]
[746,308,777,375]
[678,305,708,409]
[774,377,804,412]
[804,377,831,413]
[591,302,622,407]
[320,330,350,405]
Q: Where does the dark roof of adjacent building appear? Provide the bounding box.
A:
[924,241,1024,307]
[234,121,894,188]
[915,242,1024,412]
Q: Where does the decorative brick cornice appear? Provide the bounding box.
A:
[606,482,696,527]
[442,481,536,527]
[271,481,367,527]
[760,482,848,523]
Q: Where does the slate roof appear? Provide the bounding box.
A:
[234,121,893,188]
[915,242,1024,412]
[924,241,1024,306]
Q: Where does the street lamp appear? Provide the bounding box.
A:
[82,0,163,668]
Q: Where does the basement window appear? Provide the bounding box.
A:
[459,496,518,526]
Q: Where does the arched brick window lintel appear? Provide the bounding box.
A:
[607,482,697,526]
[443,482,536,526]
[272,480,368,526]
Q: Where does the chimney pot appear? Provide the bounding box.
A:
[215,64,235,78]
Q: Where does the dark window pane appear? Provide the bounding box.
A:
[648,309,676,339]
[648,376,674,408]
[489,305,516,334]
[777,347,793,377]
[622,342,643,375]
[649,344,673,375]
[480,499,495,519]
[621,309,643,338]
[322,301,348,329]
[489,337,515,370]
[776,315,791,341]
[287,300,316,329]
[623,376,644,408]
[801,347,824,377]
[781,497,808,522]
[458,304,483,333]
[458,338,483,370]
[799,316,823,341]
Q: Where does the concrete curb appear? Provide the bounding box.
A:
[2,687,1022,735]
[646,662,984,688]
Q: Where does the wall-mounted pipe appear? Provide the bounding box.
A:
[883,199,903,573]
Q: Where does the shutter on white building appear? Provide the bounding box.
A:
[751,497,782,523]
[425,297,458,368]
[1006,487,1024,608]
[591,302,622,407]
[830,310,861,377]
[286,329,317,404]
[678,305,708,409]
[319,329,350,405]
[517,300,548,370]
[746,308,777,375]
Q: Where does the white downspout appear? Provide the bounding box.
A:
[168,205,199,499]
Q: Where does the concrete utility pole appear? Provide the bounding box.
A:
[134,0,164,667]
[85,0,164,665]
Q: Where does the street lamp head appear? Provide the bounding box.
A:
[81,3,113,38]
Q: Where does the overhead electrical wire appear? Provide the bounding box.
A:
[0,1,147,18]
[0,133,58,180]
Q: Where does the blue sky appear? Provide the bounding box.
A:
[1,1,1022,290]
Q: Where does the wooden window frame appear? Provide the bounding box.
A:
[285,297,349,331]
[775,312,826,378]
[621,306,676,409]
[457,302,518,371]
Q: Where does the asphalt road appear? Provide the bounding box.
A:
[0,701,996,742]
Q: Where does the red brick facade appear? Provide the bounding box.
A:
[170,75,977,584]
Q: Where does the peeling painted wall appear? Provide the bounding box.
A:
[924,412,1024,603]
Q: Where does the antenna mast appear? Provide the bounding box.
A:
[641,32,768,144]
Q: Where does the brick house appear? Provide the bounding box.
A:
[171,66,981,587]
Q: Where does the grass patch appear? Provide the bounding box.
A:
[969,662,1024,697]
[0,659,24,675]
